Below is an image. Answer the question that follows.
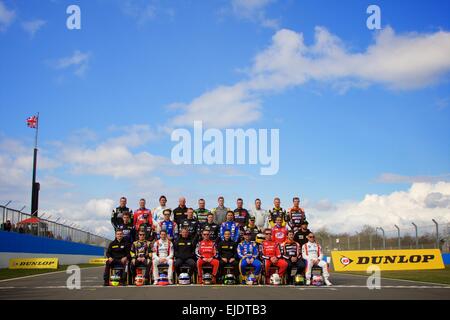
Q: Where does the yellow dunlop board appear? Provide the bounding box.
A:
[9,258,59,269]
[332,249,445,271]
[89,258,107,264]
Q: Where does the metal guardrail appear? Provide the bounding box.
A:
[0,205,110,248]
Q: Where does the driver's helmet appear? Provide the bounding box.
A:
[312,275,323,286]
[110,274,121,287]
[202,273,213,285]
[135,274,145,286]
[255,233,265,244]
[178,273,190,285]
[223,274,236,285]
[158,273,169,286]
[270,273,281,285]
[246,274,256,285]
[294,274,305,286]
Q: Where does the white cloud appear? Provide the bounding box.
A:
[22,19,46,37]
[60,125,169,178]
[53,50,90,77]
[230,0,278,29]
[0,1,15,32]
[310,182,450,234]
[170,26,450,128]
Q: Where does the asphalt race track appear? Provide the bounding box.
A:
[0,266,449,300]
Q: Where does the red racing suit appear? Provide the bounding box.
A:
[271,224,288,244]
[195,239,219,283]
[133,208,153,231]
[260,240,288,277]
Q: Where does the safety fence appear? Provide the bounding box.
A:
[315,221,450,255]
[0,205,110,248]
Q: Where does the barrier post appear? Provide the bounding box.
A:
[432,219,439,249]
[394,224,401,249]
[412,222,419,249]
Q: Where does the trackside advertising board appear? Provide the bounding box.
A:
[9,258,59,269]
[89,258,108,264]
[332,249,445,271]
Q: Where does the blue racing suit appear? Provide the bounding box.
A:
[237,240,261,275]
[220,221,240,243]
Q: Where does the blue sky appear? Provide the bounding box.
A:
[1,0,449,235]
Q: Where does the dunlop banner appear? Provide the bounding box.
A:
[89,258,108,264]
[9,258,59,269]
[332,249,445,271]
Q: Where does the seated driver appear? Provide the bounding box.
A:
[130,230,152,284]
[103,230,131,286]
[196,228,219,284]
[260,228,288,283]
[302,232,332,286]
[152,229,174,285]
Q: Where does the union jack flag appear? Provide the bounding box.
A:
[26,115,38,128]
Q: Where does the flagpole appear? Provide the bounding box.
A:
[31,113,40,217]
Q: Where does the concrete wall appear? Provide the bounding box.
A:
[0,230,105,268]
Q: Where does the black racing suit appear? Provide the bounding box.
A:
[197,222,220,243]
[130,240,151,281]
[179,218,200,244]
[243,225,261,242]
[173,206,188,226]
[174,236,197,276]
[294,228,311,247]
[282,240,306,282]
[116,222,135,243]
[104,238,131,283]
[217,239,239,279]
[111,206,132,230]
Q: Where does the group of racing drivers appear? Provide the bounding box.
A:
[104,196,332,286]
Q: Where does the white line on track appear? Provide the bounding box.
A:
[0,266,104,283]
[333,272,450,287]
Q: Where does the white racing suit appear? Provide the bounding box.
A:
[302,242,330,281]
[152,239,174,283]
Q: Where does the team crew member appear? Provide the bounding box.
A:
[158,209,178,241]
[250,198,269,230]
[195,199,210,224]
[268,197,287,227]
[243,217,261,242]
[302,232,332,286]
[111,197,132,230]
[220,211,240,242]
[196,229,220,284]
[237,230,262,278]
[130,231,152,283]
[294,221,311,247]
[104,230,131,286]
[260,228,288,282]
[282,230,306,283]
[287,197,306,233]
[271,216,288,244]
[152,230,174,285]
[217,230,239,279]
[197,213,220,242]
[179,208,200,241]
[174,228,197,278]
[211,196,230,225]
[117,212,135,243]
[173,197,188,225]
[153,195,169,224]
[233,198,250,232]
[133,198,153,232]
